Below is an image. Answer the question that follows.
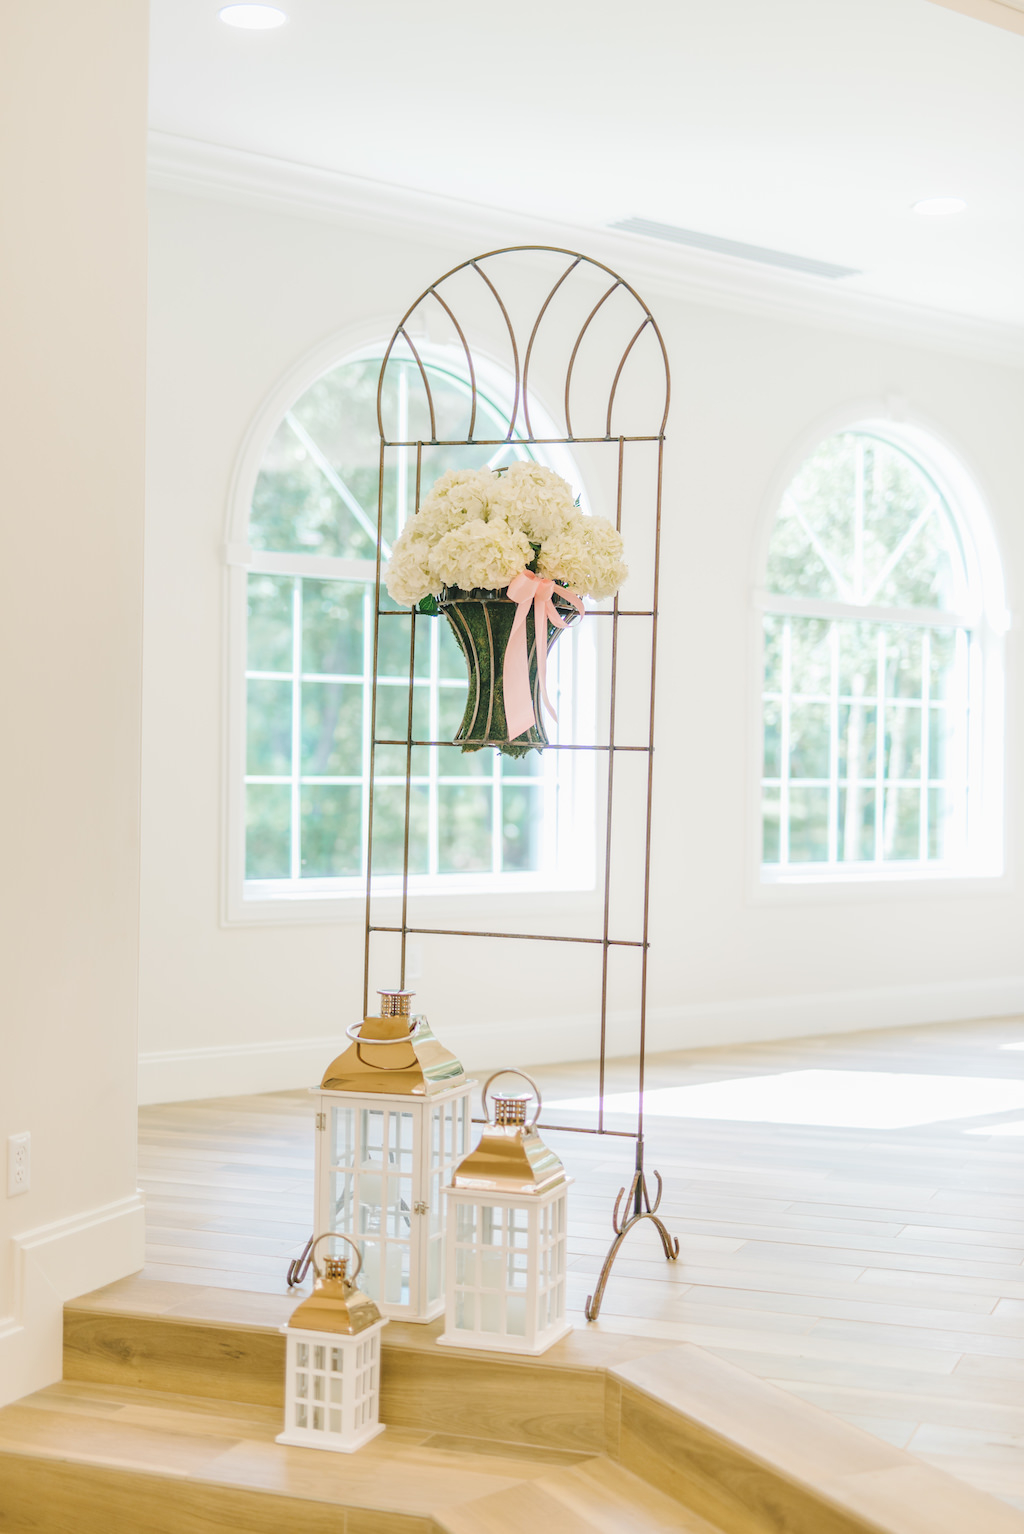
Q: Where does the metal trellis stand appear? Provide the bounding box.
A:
[281,248,677,1314]
[364,246,677,1319]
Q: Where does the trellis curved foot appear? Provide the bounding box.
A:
[584,1167,678,1321]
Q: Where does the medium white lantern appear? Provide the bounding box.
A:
[439,1070,572,1356]
[313,990,473,1322]
[277,1233,388,1454]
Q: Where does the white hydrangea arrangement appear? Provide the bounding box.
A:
[384,463,627,607]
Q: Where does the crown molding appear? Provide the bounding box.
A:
[147,130,1024,370]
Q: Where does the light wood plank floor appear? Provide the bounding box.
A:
[138,1015,1024,1512]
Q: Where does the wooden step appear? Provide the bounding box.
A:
[0,1377,704,1534]
[4,1275,1023,1534]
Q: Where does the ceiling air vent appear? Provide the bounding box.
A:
[610,217,860,281]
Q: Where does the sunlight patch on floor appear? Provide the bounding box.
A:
[547,1070,1024,1130]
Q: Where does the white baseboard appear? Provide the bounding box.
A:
[0,1192,146,1408]
[138,975,1024,1104]
[138,1035,344,1105]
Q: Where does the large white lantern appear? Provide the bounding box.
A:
[439,1070,572,1356]
[313,990,473,1322]
[277,1233,388,1454]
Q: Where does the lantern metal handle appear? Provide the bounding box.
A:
[345,1016,424,1044]
[481,1068,543,1129]
[309,1231,362,1282]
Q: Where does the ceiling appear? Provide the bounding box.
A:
[149,0,1024,329]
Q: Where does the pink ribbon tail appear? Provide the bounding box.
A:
[503,571,584,741]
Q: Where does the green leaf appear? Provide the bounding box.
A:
[417,593,440,616]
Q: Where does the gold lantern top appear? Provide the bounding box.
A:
[285,1234,384,1336]
[321,989,468,1097]
[451,1070,565,1196]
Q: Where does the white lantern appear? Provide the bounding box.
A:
[313,990,473,1322]
[439,1070,572,1356]
[277,1233,388,1454]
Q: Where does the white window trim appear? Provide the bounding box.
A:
[747,407,1010,901]
[222,326,601,926]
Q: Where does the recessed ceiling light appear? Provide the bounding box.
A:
[912,197,967,216]
[219,4,287,28]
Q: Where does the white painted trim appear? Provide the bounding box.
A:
[746,404,1010,897]
[147,130,1024,370]
[222,328,600,927]
[139,1034,343,1104]
[138,976,1024,1105]
[0,1193,146,1408]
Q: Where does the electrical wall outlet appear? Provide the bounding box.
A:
[7,1132,30,1197]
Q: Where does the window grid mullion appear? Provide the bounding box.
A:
[491,752,502,876]
[827,622,839,865]
[360,584,373,882]
[290,577,302,882]
[428,615,439,878]
[920,630,931,861]
[854,438,864,604]
[874,628,885,862]
[779,618,792,866]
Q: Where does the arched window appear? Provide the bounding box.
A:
[759,425,1003,880]
[234,351,592,911]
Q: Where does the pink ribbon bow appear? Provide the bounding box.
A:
[503,570,584,741]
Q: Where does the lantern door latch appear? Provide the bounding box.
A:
[413,1200,428,1215]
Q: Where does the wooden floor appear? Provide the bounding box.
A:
[138,1015,1024,1513]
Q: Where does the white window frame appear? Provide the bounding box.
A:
[750,412,1009,897]
[223,330,598,926]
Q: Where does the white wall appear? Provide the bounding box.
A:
[0,1,148,1404]
[140,181,1024,1104]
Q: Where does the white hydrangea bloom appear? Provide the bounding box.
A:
[535,513,627,599]
[427,518,533,592]
[581,517,629,601]
[383,463,628,604]
[491,462,579,544]
[533,514,595,592]
[419,467,492,524]
[384,528,435,605]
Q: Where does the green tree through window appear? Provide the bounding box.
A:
[761,431,978,873]
[243,356,562,890]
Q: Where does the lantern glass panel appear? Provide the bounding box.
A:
[428,1233,443,1301]
[334,1107,357,1164]
[317,1081,473,1321]
[481,1292,502,1331]
[455,1291,474,1329]
[443,1183,571,1354]
[385,1241,409,1305]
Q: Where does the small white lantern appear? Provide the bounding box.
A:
[313,990,473,1322]
[439,1070,572,1356]
[277,1233,387,1454]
